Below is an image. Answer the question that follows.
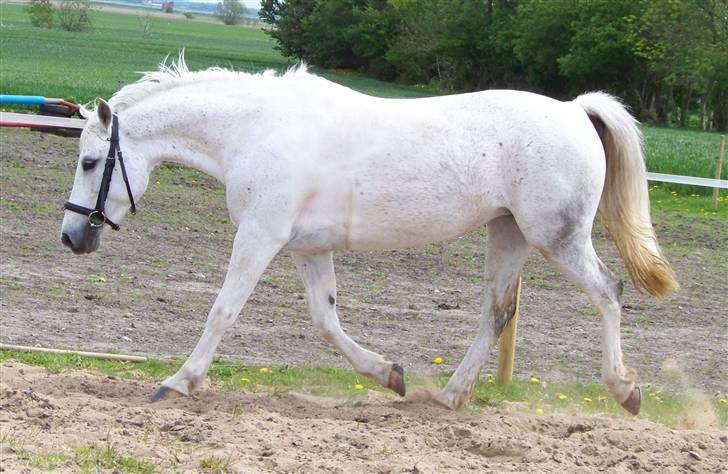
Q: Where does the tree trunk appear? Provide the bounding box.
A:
[680,82,693,128]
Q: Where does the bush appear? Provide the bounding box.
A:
[216,0,246,25]
[27,0,54,28]
[183,11,194,19]
[57,0,93,32]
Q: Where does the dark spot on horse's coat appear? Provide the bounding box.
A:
[498,142,503,147]
[328,295,335,305]
[493,280,520,336]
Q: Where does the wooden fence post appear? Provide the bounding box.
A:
[496,276,521,384]
[712,135,725,211]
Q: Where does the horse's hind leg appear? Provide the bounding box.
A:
[435,215,531,409]
[538,229,641,414]
[294,251,405,396]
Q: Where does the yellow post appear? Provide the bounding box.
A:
[711,135,725,211]
[496,276,521,384]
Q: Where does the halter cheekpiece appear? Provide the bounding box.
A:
[64,114,136,231]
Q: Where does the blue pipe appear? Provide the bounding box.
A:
[0,95,48,105]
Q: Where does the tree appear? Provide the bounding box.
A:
[259,0,316,60]
[27,0,54,29]
[216,0,246,26]
[557,0,641,101]
[57,0,94,32]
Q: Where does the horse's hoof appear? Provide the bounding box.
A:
[387,363,406,397]
[151,385,186,402]
[621,386,641,415]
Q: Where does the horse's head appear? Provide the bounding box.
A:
[61,99,149,254]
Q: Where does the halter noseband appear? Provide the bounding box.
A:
[64,114,136,231]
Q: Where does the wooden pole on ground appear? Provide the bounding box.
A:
[496,276,521,384]
[0,343,147,362]
[712,135,725,211]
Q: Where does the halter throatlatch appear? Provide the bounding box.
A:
[64,114,136,231]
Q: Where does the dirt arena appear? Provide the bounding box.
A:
[1,128,726,471]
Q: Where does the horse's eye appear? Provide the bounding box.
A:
[81,159,97,171]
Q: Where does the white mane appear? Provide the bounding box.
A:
[108,55,312,111]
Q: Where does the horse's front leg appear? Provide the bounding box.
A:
[152,221,285,400]
[294,251,406,396]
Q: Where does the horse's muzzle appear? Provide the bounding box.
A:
[61,226,101,254]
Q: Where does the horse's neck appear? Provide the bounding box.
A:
[127,104,227,183]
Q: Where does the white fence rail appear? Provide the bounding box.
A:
[646,172,727,189]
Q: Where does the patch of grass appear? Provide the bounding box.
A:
[643,125,726,196]
[30,202,51,214]
[2,349,725,428]
[0,275,23,290]
[261,272,303,293]
[199,454,232,473]
[649,185,727,218]
[574,306,599,319]
[0,3,432,106]
[0,198,23,213]
[28,451,70,470]
[73,445,157,474]
[468,376,726,427]
[148,255,168,268]
[0,349,178,380]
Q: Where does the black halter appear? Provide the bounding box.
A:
[64,114,136,231]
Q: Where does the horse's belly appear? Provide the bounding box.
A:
[285,190,505,252]
[347,203,504,251]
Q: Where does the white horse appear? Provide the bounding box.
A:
[61,59,677,414]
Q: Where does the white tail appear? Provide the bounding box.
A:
[575,92,678,297]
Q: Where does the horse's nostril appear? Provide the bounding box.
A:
[61,232,73,248]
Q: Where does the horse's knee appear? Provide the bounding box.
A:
[311,314,337,341]
[207,306,238,332]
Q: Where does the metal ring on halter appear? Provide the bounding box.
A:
[88,210,106,228]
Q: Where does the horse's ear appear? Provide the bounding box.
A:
[96,99,112,129]
[78,104,91,119]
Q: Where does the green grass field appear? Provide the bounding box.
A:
[0,1,724,198]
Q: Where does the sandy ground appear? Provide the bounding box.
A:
[1,362,727,473]
[0,128,727,471]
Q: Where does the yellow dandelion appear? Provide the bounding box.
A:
[649,390,661,397]
[530,376,541,384]
[155,180,161,185]
[259,367,270,374]
[583,397,593,403]
[557,393,568,401]
[535,407,544,415]
[240,377,250,383]
[719,398,727,405]
[97,276,106,283]
[487,374,495,385]
[354,383,364,390]
[433,356,443,365]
